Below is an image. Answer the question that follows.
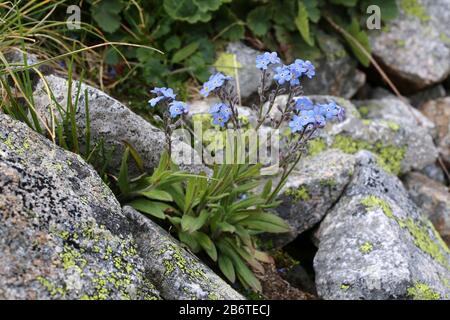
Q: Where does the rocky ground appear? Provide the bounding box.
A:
[1,0,450,300]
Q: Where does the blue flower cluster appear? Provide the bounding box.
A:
[169,101,189,118]
[200,73,231,97]
[273,59,316,86]
[148,87,176,107]
[209,102,232,127]
[149,87,188,118]
[289,98,344,133]
[255,52,281,70]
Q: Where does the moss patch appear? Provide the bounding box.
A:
[359,242,374,254]
[332,135,405,175]
[308,138,326,156]
[285,186,310,201]
[407,282,440,300]
[400,0,430,23]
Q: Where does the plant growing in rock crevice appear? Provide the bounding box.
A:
[120,51,345,292]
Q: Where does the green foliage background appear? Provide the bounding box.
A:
[73,0,398,106]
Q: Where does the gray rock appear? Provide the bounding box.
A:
[422,163,447,184]
[369,0,450,90]
[0,113,161,300]
[123,206,244,300]
[408,85,446,108]
[301,33,366,99]
[404,172,450,245]
[420,97,450,165]
[332,97,438,174]
[354,95,437,138]
[270,149,356,246]
[314,151,450,300]
[31,74,207,175]
[225,42,271,102]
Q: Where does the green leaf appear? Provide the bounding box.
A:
[104,48,120,65]
[122,141,144,172]
[91,0,124,33]
[216,221,236,233]
[181,210,209,233]
[140,189,173,202]
[329,0,357,6]
[304,0,321,23]
[262,179,272,198]
[193,0,222,11]
[194,232,217,261]
[214,7,245,41]
[218,254,236,283]
[164,35,182,52]
[295,1,314,47]
[246,6,271,37]
[179,231,201,252]
[129,198,168,219]
[229,196,265,213]
[163,0,212,23]
[239,212,291,233]
[343,18,371,67]
[118,148,130,195]
[172,42,199,64]
[217,240,261,292]
[184,177,198,214]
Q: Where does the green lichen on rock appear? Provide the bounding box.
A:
[383,120,401,132]
[400,218,450,270]
[440,33,450,45]
[308,138,326,156]
[400,0,430,23]
[1,134,15,150]
[332,135,406,175]
[158,243,206,280]
[358,106,370,118]
[285,186,310,201]
[340,284,350,291]
[361,196,394,218]
[361,196,450,270]
[359,242,374,254]
[36,221,160,300]
[407,282,440,300]
[36,276,67,297]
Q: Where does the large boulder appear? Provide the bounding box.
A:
[369,0,450,90]
[270,149,356,247]
[0,113,160,300]
[123,207,244,300]
[314,151,450,300]
[0,113,244,300]
[420,97,450,165]
[404,172,450,245]
[31,74,206,175]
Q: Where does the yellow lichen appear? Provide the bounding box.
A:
[407,282,440,300]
